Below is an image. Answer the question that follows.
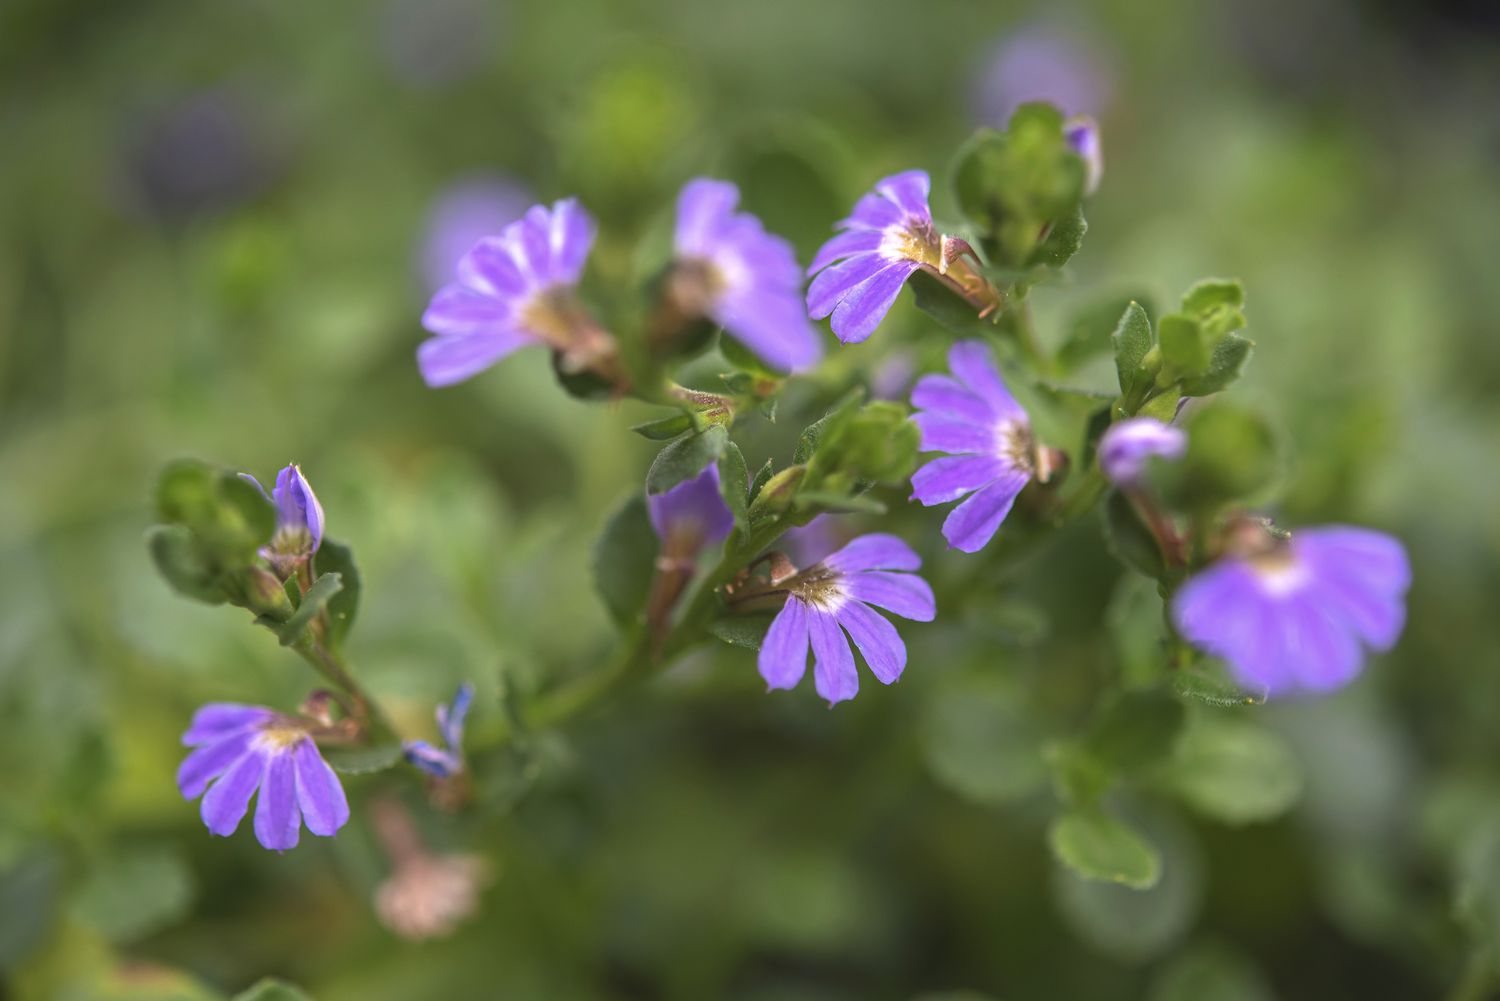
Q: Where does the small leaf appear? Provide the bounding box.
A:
[592,495,657,627]
[232,979,314,1001]
[1057,292,1157,372]
[793,389,864,465]
[923,674,1047,805]
[708,614,775,650]
[275,572,343,647]
[631,413,695,440]
[1171,664,1262,707]
[1137,388,1182,423]
[718,441,750,529]
[1048,808,1162,889]
[1111,302,1154,398]
[1029,203,1088,270]
[314,539,360,646]
[646,424,729,494]
[1162,716,1303,825]
[147,525,226,605]
[1087,688,1187,773]
[1045,741,1112,807]
[748,458,774,502]
[1179,333,1254,397]
[1180,278,1246,338]
[909,270,991,335]
[748,465,807,525]
[1158,313,1211,377]
[1161,401,1278,508]
[323,742,403,775]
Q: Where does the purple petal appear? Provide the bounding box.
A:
[200,745,265,837]
[1295,527,1409,650]
[808,607,858,705]
[293,739,350,837]
[647,465,735,548]
[273,465,323,551]
[843,571,936,622]
[807,229,885,276]
[834,600,906,685]
[872,170,932,221]
[404,740,460,778]
[717,292,824,372]
[437,682,475,751]
[806,253,889,319]
[759,597,810,690]
[456,238,529,298]
[947,340,1026,422]
[910,455,1008,506]
[181,703,273,746]
[421,283,511,338]
[417,330,535,387]
[253,751,301,851]
[910,374,995,426]
[940,471,1029,553]
[1275,591,1363,692]
[914,412,997,455]
[829,260,921,344]
[823,533,922,573]
[841,191,905,231]
[177,730,256,799]
[1098,417,1186,485]
[548,198,595,283]
[515,205,553,282]
[1173,561,1286,692]
[674,178,739,257]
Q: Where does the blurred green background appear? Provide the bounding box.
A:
[3,0,1500,998]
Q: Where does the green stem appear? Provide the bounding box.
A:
[294,638,398,744]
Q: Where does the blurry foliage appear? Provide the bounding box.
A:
[2,0,1499,998]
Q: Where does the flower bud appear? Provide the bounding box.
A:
[1064,115,1103,197]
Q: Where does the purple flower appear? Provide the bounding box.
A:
[1098,417,1185,485]
[403,683,474,779]
[177,703,350,851]
[807,171,938,344]
[781,514,844,567]
[910,341,1044,553]
[1065,115,1103,197]
[672,179,822,371]
[418,197,596,387]
[758,533,935,705]
[648,465,735,561]
[972,23,1112,125]
[242,464,325,574]
[418,175,534,292]
[1173,525,1411,696]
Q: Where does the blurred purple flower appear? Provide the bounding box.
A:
[648,464,735,560]
[807,170,937,344]
[910,341,1044,553]
[419,175,534,292]
[1099,417,1186,485]
[177,703,349,851]
[242,464,325,576]
[972,23,1113,125]
[871,349,917,401]
[1173,525,1411,696]
[1065,115,1104,197]
[781,514,844,568]
[672,179,823,371]
[418,197,595,386]
[759,533,935,706]
[404,683,474,779]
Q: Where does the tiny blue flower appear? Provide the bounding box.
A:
[404,683,474,778]
[241,464,325,577]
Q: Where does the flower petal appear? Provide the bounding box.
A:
[673,178,739,257]
[177,730,256,799]
[873,170,931,220]
[759,597,810,690]
[940,471,1029,552]
[456,237,529,298]
[910,374,994,426]
[807,229,885,276]
[200,746,265,837]
[1098,417,1186,485]
[808,607,858,705]
[1275,591,1364,692]
[293,739,350,837]
[417,330,535,388]
[947,340,1026,423]
[910,455,1008,506]
[806,253,888,319]
[647,465,734,548]
[1296,528,1410,650]
[843,571,936,622]
[914,412,998,455]
[717,293,824,372]
[421,283,511,338]
[253,750,301,851]
[834,600,906,685]
[823,533,921,573]
[548,197,595,284]
[829,260,920,344]
[1173,561,1285,692]
[181,703,274,746]
[437,683,475,751]
[404,740,460,779]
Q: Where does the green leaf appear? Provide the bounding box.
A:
[1045,741,1113,807]
[922,674,1047,805]
[232,979,314,1001]
[1179,333,1254,396]
[1161,401,1278,508]
[156,458,220,525]
[1108,574,1169,690]
[147,525,227,605]
[72,847,193,944]
[748,458,774,501]
[646,424,729,495]
[631,413,695,440]
[718,441,750,529]
[708,614,775,650]
[1162,716,1303,825]
[1048,808,1162,889]
[274,572,343,647]
[793,389,864,465]
[1137,387,1182,423]
[592,495,657,627]
[1146,943,1276,1001]
[1057,292,1157,372]
[1158,313,1211,377]
[314,539,360,646]
[1180,278,1247,338]
[719,330,781,379]
[1086,688,1187,774]
[323,742,403,775]
[1171,663,1262,707]
[805,400,919,492]
[908,270,990,335]
[217,471,278,549]
[1029,203,1088,270]
[1101,490,1168,580]
[1111,302,1155,399]
[748,465,807,525]
[155,460,275,558]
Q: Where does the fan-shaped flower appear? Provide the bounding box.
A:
[1098,416,1185,485]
